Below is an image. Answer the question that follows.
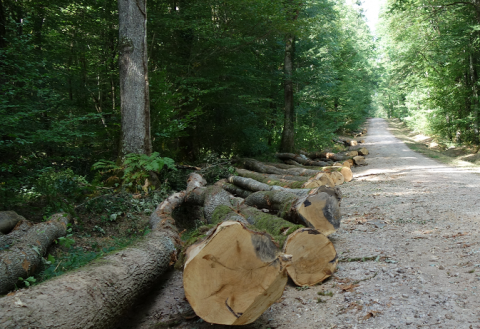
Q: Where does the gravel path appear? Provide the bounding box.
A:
[119,118,480,329]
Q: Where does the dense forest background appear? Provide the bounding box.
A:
[375,0,480,147]
[0,0,376,210]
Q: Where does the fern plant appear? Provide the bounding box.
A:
[93,152,176,191]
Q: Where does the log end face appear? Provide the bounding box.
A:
[284,228,337,286]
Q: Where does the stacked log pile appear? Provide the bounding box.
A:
[0,137,370,327]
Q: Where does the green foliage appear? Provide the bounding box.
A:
[93,152,176,191]
[17,276,36,288]
[34,168,90,215]
[198,154,236,184]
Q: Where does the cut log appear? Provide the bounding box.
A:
[353,156,367,166]
[235,169,309,189]
[338,137,358,146]
[238,158,321,177]
[244,188,341,236]
[358,147,369,156]
[302,173,335,189]
[0,211,25,234]
[184,221,290,325]
[283,228,338,286]
[0,196,181,329]
[321,166,353,182]
[276,153,329,167]
[222,183,252,198]
[0,213,71,295]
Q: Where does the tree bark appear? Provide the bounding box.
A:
[0,213,71,295]
[0,196,181,329]
[118,0,151,155]
[276,153,329,166]
[280,33,296,153]
[238,158,323,177]
[0,220,32,251]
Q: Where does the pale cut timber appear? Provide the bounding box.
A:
[184,221,289,325]
[284,228,338,286]
[327,171,344,186]
[353,156,367,166]
[358,147,369,156]
[319,166,353,183]
[343,160,354,168]
[302,173,335,189]
[297,192,341,236]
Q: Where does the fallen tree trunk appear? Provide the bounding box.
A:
[0,220,33,251]
[276,153,329,167]
[0,194,182,329]
[238,158,322,177]
[338,137,358,146]
[0,213,71,295]
[244,188,341,236]
[0,211,25,234]
[236,169,311,189]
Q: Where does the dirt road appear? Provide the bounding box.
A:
[119,118,480,329]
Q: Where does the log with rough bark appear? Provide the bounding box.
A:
[0,220,33,251]
[284,228,337,286]
[338,137,358,146]
[236,168,309,189]
[0,193,182,329]
[237,158,322,177]
[0,213,71,295]
[244,188,341,236]
[0,211,25,234]
[276,153,329,167]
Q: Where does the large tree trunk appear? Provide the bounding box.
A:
[280,33,296,153]
[238,158,324,177]
[118,0,151,155]
[0,194,182,329]
[0,220,32,251]
[0,213,71,295]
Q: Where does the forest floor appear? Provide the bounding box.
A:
[117,118,480,329]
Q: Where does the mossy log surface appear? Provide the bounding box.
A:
[0,213,71,295]
[231,172,306,190]
[244,188,341,236]
[222,183,252,199]
[237,158,321,177]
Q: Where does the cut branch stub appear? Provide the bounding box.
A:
[184,221,289,325]
[0,211,25,234]
[283,228,338,286]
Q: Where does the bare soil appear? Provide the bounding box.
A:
[117,118,480,329]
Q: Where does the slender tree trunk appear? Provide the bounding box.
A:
[0,0,6,49]
[280,33,296,153]
[118,0,152,155]
[470,52,480,144]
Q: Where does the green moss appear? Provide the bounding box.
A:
[211,205,236,224]
[174,224,217,270]
[241,208,303,246]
